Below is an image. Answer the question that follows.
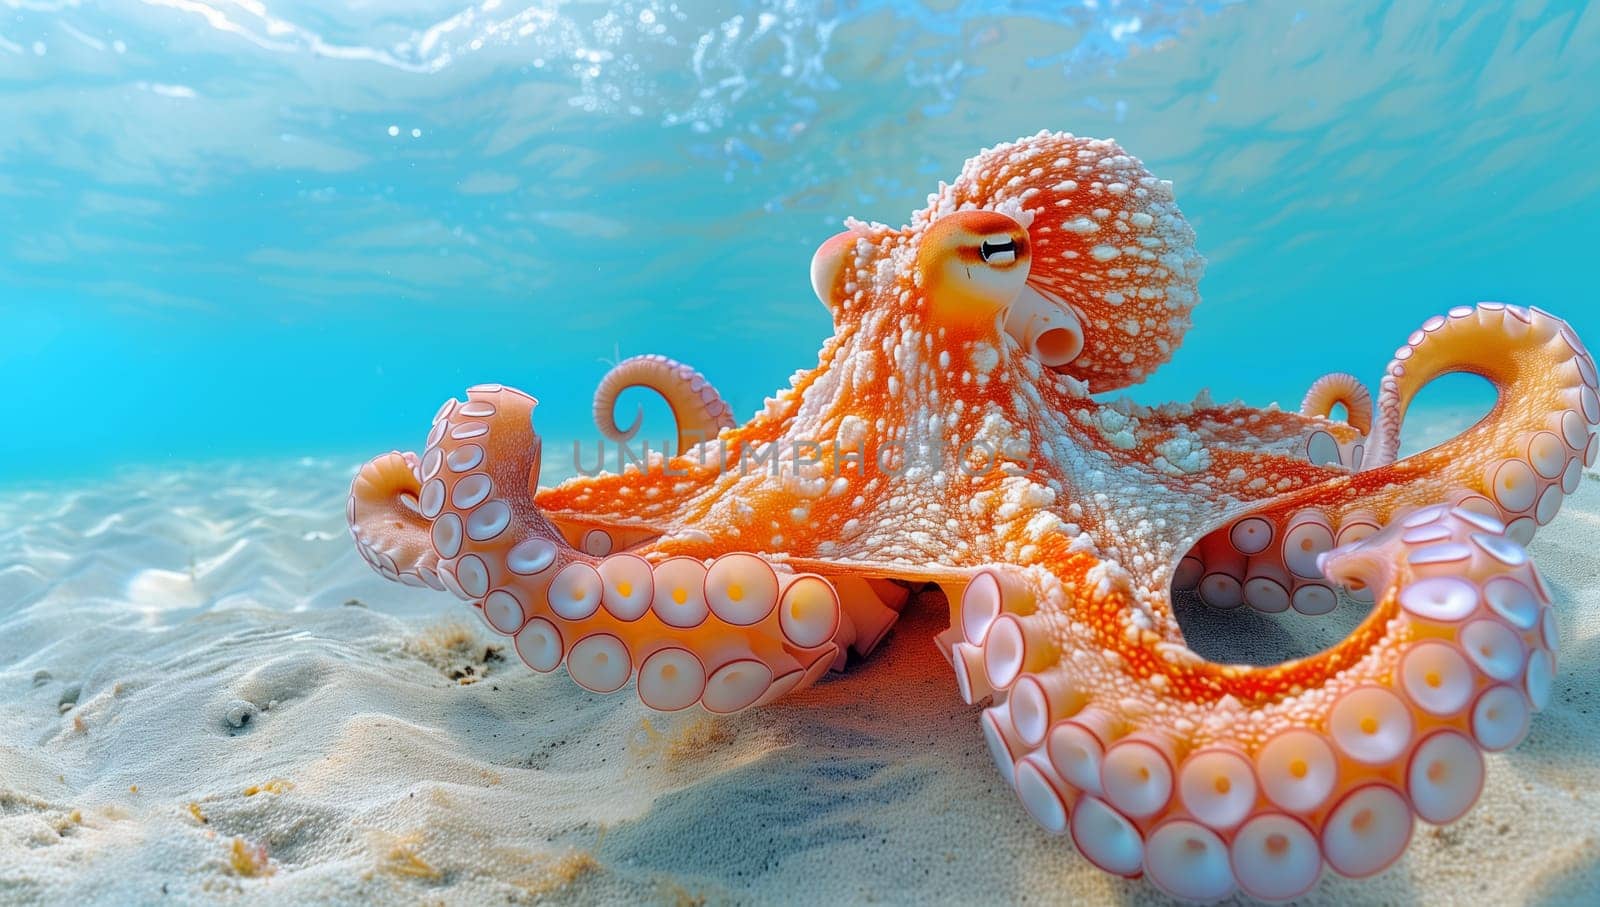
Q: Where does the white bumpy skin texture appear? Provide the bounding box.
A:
[347,130,1599,901]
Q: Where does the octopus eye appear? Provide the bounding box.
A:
[917,210,1032,326]
[980,237,1017,265]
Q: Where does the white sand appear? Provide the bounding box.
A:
[1,452,1597,905]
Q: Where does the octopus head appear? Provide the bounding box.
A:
[914,131,1206,390]
[807,132,1204,390]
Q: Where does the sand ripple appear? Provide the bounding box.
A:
[1,459,1597,904]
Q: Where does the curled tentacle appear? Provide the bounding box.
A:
[1178,304,1596,612]
[351,384,841,712]
[593,354,736,456]
[963,502,1557,899]
[349,449,442,589]
[1366,303,1598,472]
[1301,371,1373,435]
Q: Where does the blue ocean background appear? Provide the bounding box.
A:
[2,0,1597,482]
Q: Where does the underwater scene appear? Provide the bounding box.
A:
[2,0,1599,903]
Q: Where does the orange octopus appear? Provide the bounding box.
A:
[349,131,1598,900]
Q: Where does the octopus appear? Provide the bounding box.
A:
[349,131,1599,900]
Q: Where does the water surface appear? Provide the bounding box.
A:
[2,1,1596,480]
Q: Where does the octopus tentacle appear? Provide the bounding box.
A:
[965,501,1555,899]
[1300,371,1373,436]
[533,358,741,546]
[534,457,719,546]
[1178,500,1387,616]
[352,384,841,712]
[1179,304,1597,613]
[1367,303,1598,472]
[349,450,442,590]
[593,354,736,456]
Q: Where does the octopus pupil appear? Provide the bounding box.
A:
[979,238,1015,262]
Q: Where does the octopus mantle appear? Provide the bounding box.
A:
[349,131,1598,901]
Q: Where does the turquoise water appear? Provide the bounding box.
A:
[2,1,1597,481]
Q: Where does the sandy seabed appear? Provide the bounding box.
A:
[1,443,1597,905]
